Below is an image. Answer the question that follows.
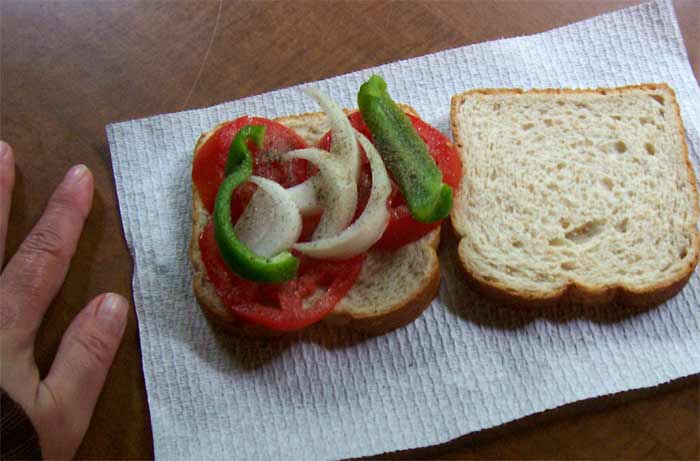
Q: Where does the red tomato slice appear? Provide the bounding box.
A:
[199,222,363,331]
[192,116,309,213]
[194,117,364,331]
[318,111,462,250]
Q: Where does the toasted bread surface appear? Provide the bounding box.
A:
[450,84,700,307]
[190,106,441,335]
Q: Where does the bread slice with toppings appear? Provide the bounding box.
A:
[450,83,699,307]
[189,106,441,336]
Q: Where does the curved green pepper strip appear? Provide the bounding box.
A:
[358,75,453,223]
[213,125,299,283]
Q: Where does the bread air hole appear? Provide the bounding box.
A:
[611,115,622,121]
[650,94,665,105]
[565,219,606,244]
[615,218,629,233]
[548,238,566,246]
[561,261,576,270]
[560,218,570,229]
[512,240,522,248]
[680,247,688,259]
[645,142,656,155]
[522,122,535,131]
[601,177,614,190]
[615,141,627,153]
[505,265,521,275]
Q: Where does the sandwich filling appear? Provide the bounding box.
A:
[192,81,461,331]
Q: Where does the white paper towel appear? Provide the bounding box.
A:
[107,1,700,459]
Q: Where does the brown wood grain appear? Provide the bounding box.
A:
[1,0,698,459]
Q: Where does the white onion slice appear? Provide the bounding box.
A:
[293,132,391,259]
[287,148,357,240]
[304,88,360,180]
[234,176,302,257]
[286,179,321,215]
[250,88,359,217]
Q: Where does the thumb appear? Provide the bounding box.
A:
[38,293,128,458]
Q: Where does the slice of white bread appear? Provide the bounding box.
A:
[189,107,440,336]
[450,84,699,307]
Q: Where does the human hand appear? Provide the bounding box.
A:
[0,141,129,459]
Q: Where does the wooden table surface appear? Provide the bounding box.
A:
[2,0,699,459]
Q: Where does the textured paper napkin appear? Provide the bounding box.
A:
[107,1,700,459]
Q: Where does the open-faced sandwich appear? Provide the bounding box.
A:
[190,76,462,335]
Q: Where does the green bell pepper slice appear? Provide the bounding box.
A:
[213,125,299,283]
[358,75,453,223]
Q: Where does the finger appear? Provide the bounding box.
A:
[39,293,128,458]
[0,165,93,333]
[0,141,15,264]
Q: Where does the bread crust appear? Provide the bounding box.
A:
[449,83,700,308]
[325,230,441,334]
[189,108,441,336]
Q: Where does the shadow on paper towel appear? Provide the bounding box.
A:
[197,310,374,370]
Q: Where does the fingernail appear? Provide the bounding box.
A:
[0,141,10,161]
[64,164,89,185]
[95,293,128,335]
